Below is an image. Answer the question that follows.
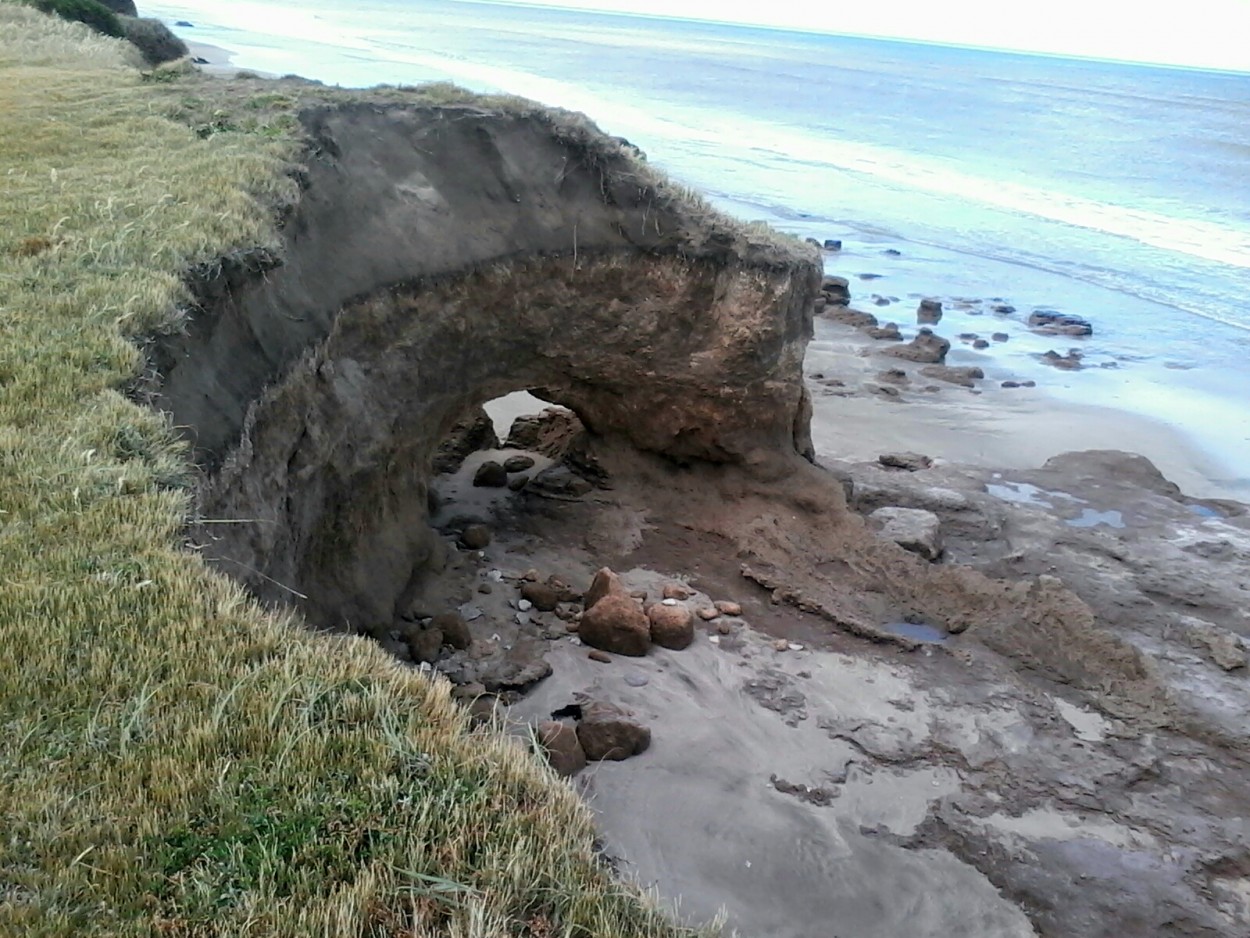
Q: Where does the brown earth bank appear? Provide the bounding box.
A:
[151,95,1249,936]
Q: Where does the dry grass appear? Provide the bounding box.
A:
[0,5,715,935]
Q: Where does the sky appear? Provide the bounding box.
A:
[493,0,1250,72]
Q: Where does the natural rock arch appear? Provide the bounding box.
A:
[157,101,818,630]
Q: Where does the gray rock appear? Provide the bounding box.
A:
[460,523,491,549]
[868,506,945,561]
[503,454,536,473]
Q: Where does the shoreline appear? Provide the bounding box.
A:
[806,316,1245,501]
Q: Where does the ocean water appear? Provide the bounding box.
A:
[147,0,1250,489]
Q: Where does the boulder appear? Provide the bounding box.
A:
[920,365,985,388]
[576,701,651,761]
[507,474,529,491]
[538,721,587,777]
[973,339,990,349]
[503,454,535,473]
[504,407,584,457]
[1029,310,1093,336]
[990,303,1016,314]
[882,328,949,364]
[992,332,1009,342]
[824,239,843,251]
[648,603,695,649]
[406,625,444,664]
[473,460,508,487]
[460,524,491,550]
[821,275,850,304]
[869,507,944,561]
[584,566,626,610]
[917,298,943,324]
[433,406,499,474]
[878,452,933,472]
[579,593,651,656]
[520,580,561,612]
[430,612,472,651]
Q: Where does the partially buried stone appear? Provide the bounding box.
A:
[878,451,932,472]
[576,701,651,761]
[588,649,612,663]
[507,474,529,491]
[430,613,472,651]
[520,581,560,611]
[473,460,508,487]
[406,626,443,664]
[662,583,691,600]
[869,507,944,561]
[503,454,535,473]
[714,600,742,616]
[460,524,491,550]
[698,606,720,621]
[538,721,587,777]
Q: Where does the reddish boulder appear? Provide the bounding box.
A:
[576,702,651,761]
[579,593,650,656]
[538,721,587,777]
[648,603,695,650]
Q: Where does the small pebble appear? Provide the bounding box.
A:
[709,635,721,645]
[515,612,531,625]
[789,642,804,652]
[698,607,720,621]
[661,598,679,607]
[717,622,732,635]
[588,650,612,663]
[773,639,790,651]
[624,672,649,687]
[518,599,533,612]
[459,604,483,621]
[569,636,582,646]
[523,568,540,582]
[715,601,743,616]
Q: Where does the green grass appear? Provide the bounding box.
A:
[0,6,715,935]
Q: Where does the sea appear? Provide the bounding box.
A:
[146,0,1250,493]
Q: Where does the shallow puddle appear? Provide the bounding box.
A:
[1065,508,1125,529]
[883,621,948,643]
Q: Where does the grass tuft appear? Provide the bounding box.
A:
[0,3,715,936]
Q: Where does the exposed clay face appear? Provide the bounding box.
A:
[154,102,819,630]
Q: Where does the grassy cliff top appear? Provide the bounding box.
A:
[0,6,712,935]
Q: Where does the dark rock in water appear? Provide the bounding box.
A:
[503,454,535,473]
[858,272,883,281]
[1022,380,1036,387]
[538,721,587,777]
[1041,349,1083,370]
[921,364,984,388]
[1001,380,1022,388]
[883,328,950,364]
[825,307,877,328]
[824,239,843,251]
[874,296,891,307]
[192,56,209,65]
[805,237,823,248]
[992,332,1009,342]
[460,523,491,550]
[430,612,472,651]
[883,248,902,256]
[579,593,650,656]
[879,451,933,472]
[176,20,195,27]
[973,339,990,349]
[1029,310,1093,336]
[958,333,979,341]
[864,322,904,340]
[576,701,651,761]
[473,460,508,487]
[917,298,943,324]
[434,406,499,474]
[991,303,1016,314]
[877,368,909,385]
